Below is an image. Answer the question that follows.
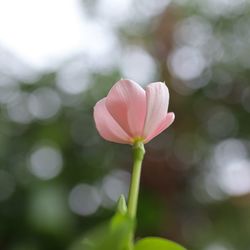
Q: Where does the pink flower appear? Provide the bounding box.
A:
[94,79,175,144]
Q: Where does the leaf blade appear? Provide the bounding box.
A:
[134,237,187,250]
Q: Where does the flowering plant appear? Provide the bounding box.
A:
[82,79,186,250]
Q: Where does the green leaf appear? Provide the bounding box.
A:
[117,195,127,215]
[78,212,134,250]
[134,237,187,250]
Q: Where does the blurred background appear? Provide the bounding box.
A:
[0,0,250,249]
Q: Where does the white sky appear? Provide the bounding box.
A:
[0,0,86,70]
[0,0,161,84]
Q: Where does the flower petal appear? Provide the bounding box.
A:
[105,79,146,137]
[144,112,175,143]
[143,82,169,138]
[94,98,131,144]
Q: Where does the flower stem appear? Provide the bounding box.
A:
[128,141,145,218]
[127,141,145,248]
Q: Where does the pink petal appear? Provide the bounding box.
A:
[105,79,146,137]
[144,112,175,143]
[94,98,132,144]
[143,82,169,138]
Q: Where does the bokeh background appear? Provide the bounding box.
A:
[1,0,250,249]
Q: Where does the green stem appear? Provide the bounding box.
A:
[127,141,145,218]
[127,141,145,248]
